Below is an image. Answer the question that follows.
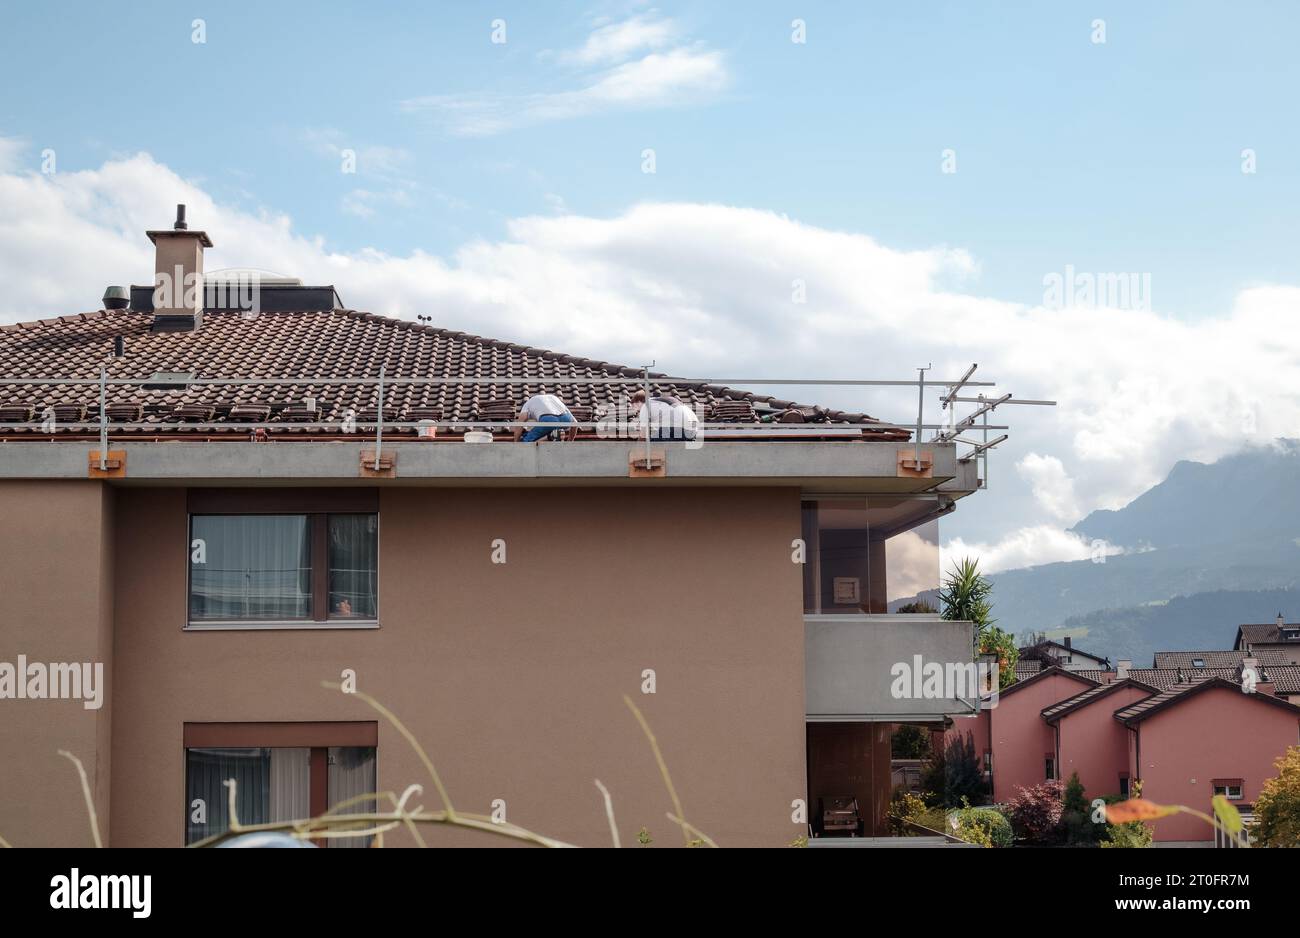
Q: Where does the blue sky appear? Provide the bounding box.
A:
[3,1,1296,316]
[1,1,1297,567]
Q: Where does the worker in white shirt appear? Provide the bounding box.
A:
[630,390,699,441]
[514,392,576,442]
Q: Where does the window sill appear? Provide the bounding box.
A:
[184,620,381,632]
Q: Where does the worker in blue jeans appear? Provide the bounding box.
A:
[514,393,576,442]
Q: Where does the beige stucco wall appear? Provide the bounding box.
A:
[107,485,807,847]
[0,480,114,847]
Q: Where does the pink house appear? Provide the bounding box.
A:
[947,666,1100,804]
[1115,677,1300,843]
[1042,679,1156,801]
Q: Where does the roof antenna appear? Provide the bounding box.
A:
[174,203,188,231]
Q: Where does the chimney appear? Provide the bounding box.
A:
[1116,659,1131,679]
[1280,612,1286,629]
[1241,658,1274,696]
[1063,636,1072,649]
[146,204,212,332]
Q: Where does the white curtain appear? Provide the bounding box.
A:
[328,747,378,848]
[190,514,312,619]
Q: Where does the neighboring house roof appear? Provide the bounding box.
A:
[1267,666,1300,695]
[1128,664,1300,693]
[1152,649,1290,669]
[0,309,910,439]
[1114,676,1300,726]
[1074,669,1110,683]
[1041,678,1159,724]
[1014,660,1043,675]
[998,665,1099,700]
[1018,639,1110,668]
[1128,667,1239,691]
[1235,622,1300,649]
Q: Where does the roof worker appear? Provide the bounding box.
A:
[630,390,699,441]
[514,392,576,442]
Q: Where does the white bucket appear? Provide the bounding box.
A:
[417,420,437,439]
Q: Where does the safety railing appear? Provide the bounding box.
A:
[0,364,1051,480]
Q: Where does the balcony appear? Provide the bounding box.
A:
[805,613,980,721]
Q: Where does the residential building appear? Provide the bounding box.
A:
[1115,677,1300,844]
[0,209,1001,847]
[1235,614,1300,665]
[979,646,1300,844]
[948,666,1100,804]
[1018,636,1110,673]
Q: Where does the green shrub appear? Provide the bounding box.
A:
[887,788,930,835]
[1101,820,1153,848]
[952,803,1013,848]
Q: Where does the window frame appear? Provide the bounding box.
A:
[182,721,378,845]
[185,489,380,631]
[1212,780,1244,801]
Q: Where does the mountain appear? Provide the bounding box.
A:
[1070,440,1300,551]
[985,441,1300,643]
[1056,587,1300,665]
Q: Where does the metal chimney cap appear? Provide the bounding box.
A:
[102,285,130,310]
[174,204,188,230]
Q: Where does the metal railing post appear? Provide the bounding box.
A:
[643,365,652,467]
[374,364,385,470]
[99,366,107,470]
[913,364,930,470]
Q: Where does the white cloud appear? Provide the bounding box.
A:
[1,148,1298,577]
[1016,453,1081,522]
[558,13,679,66]
[942,527,1122,575]
[402,17,729,135]
[0,136,25,173]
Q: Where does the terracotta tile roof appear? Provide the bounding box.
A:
[1152,649,1290,669]
[1236,622,1300,648]
[1073,668,1111,682]
[1008,663,1107,685]
[1017,639,1110,669]
[0,309,910,439]
[998,665,1099,699]
[1040,678,1159,723]
[1269,666,1300,695]
[1128,667,1238,691]
[1113,676,1300,725]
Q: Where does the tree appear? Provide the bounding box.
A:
[1253,745,1300,847]
[940,557,1017,689]
[1062,771,1100,845]
[891,724,933,760]
[896,600,938,614]
[923,730,988,808]
[939,557,994,629]
[979,627,1020,690]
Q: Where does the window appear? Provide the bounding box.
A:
[1213,781,1244,800]
[189,512,377,626]
[801,497,941,614]
[983,750,992,776]
[1119,775,1130,798]
[1045,756,1056,780]
[184,723,377,847]
[1192,658,1206,668]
